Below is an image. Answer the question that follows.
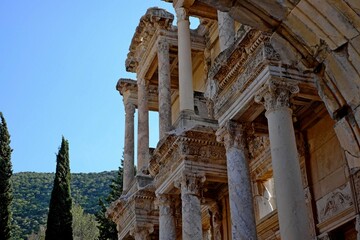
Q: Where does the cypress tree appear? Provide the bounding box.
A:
[45,137,73,240]
[0,112,13,240]
[95,166,123,240]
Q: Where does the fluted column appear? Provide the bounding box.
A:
[157,194,176,240]
[217,11,235,51]
[137,79,149,173]
[255,79,311,240]
[175,172,205,240]
[216,122,257,240]
[157,38,172,139]
[130,225,154,240]
[123,101,135,193]
[176,7,194,112]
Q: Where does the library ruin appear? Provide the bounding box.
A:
[107,0,360,239]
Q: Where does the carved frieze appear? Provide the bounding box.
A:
[316,182,353,223]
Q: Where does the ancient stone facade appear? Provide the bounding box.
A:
[108,1,360,239]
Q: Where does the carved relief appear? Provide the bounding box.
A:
[352,169,360,210]
[316,182,353,223]
[248,136,270,160]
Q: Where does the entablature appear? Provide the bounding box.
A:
[107,187,158,239]
[116,78,178,112]
[206,27,320,126]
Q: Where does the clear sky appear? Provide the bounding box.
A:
[0,1,175,173]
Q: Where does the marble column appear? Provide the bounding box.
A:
[123,101,135,193]
[175,172,205,240]
[175,7,194,112]
[216,122,257,240]
[157,38,172,139]
[130,225,154,240]
[157,194,176,240]
[255,79,311,240]
[217,11,235,52]
[137,79,149,173]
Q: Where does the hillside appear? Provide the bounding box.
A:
[12,171,117,240]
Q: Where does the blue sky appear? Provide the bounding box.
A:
[0,1,174,173]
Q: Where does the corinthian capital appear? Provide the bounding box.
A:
[174,172,206,196]
[130,224,154,239]
[157,37,169,54]
[254,78,299,113]
[216,121,247,151]
[175,7,188,22]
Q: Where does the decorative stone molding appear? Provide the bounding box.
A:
[216,121,247,151]
[174,172,206,197]
[126,7,174,73]
[317,232,330,240]
[248,136,270,161]
[316,182,353,223]
[254,78,299,113]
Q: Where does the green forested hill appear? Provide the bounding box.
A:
[12,171,117,240]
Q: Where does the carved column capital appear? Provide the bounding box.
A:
[157,37,169,54]
[175,7,188,22]
[130,224,154,240]
[174,172,206,197]
[216,121,247,151]
[255,78,299,113]
[156,194,174,212]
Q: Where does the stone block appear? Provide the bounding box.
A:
[334,116,360,171]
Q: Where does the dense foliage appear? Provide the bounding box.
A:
[45,137,73,240]
[0,112,13,240]
[28,204,99,240]
[12,171,117,239]
[95,167,123,240]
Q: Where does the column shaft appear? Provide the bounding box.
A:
[137,80,149,173]
[217,11,235,51]
[176,7,194,112]
[158,194,176,240]
[255,79,310,240]
[157,38,172,139]
[267,107,310,240]
[217,123,257,240]
[176,173,204,240]
[123,102,135,192]
[182,192,202,240]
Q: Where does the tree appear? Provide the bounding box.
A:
[95,166,123,240]
[45,137,73,240]
[0,112,13,240]
[72,204,99,240]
